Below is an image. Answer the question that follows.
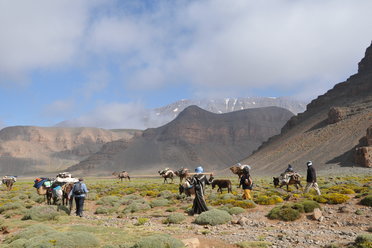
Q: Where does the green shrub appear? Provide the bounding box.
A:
[195,209,232,226]
[360,195,372,207]
[150,198,170,208]
[22,206,63,221]
[136,218,149,226]
[158,190,175,199]
[221,193,235,200]
[121,195,143,205]
[228,207,245,215]
[267,204,301,221]
[255,195,283,205]
[132,234,184,248]
[166,207,177,212]
[123,201,151,214]
[4,224,51,244]
[6,230,100,248]
[353,233,372,248]
[95,206,118,215]
[236,241,272,248]
[163,213,186,224]
[96,196,122,207]
[323,193,349,204]
[0,202,24,214]
[300,200,320,213]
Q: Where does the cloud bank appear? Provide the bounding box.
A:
[1,0,372,128]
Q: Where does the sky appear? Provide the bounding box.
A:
[1,0,372,130]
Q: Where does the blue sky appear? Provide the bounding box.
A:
[1,0,372,129]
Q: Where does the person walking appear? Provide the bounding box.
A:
[304,161,321,195]
[190,166,213,215]
[68,178,89,217]
[238,166,253,200]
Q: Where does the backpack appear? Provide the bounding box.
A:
[244,176,253,189]
[73,183,84,195]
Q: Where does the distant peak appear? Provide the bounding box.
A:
[358,41,372,75]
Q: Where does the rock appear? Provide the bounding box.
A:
[355,146,372,168]
[237,217,249,226]
[313,208,322,221]
[338,205,351,213]
[182,238,200,248]
[327,107,348,124]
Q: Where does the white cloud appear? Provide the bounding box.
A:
[43,99,75,118]
[60,102,148,129]
[85,0,372,99]
[82,70,109,98]
[0,0,98,84]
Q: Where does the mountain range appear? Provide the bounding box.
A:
[56,97,306,129]
[67,106,294,175]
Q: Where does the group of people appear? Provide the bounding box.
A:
[60,160,321,217]
[188,160,321,215]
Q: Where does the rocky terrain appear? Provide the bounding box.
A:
[241,41,372,175]
[68,106,294,175]
[80,196,371,248]
[0,126,137,175]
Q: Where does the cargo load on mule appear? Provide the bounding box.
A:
[55,172,78,183]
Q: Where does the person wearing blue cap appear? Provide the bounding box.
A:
[304,161,321,195]
[190,166,213,215]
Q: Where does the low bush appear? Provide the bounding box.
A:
[236,241,272,248]
[300,200,320,213]
[150,198,170,208]
[96,196,122,207]
[22,206,63,221]
[360,195,372,207]
[132,234,184,248]
[166,207,177,212]
[0,202,24,214]
[6,229,100,248]
[227,207,245,215]
[121,195,143,205]
[95,206,118,215]
[136,217,149,226]
[4,224,52,244]
[163,213,186,224]
[352,233,372,248]
[195,209,232,226]
[123,201,151,214]
[255,195,283,205]
[323,193,349,204]
[267,204,302,221]
[158,190,175,199]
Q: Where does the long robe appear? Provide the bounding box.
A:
[191,174,212,215]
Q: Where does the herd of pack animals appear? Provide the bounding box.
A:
[0,165,303,212]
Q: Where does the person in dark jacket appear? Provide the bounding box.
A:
[68,178,89,217]
[190,166,213,215]
[238,166,253,200]
[304,161,321,195]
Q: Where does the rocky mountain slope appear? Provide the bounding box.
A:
[0,126,137,175]
[240,41,372,175]
[68,106,294,175]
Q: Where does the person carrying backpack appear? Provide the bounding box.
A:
[238,166,253,200]
[68,178,89,217]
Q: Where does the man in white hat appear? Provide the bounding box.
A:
[304,161,321,195]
